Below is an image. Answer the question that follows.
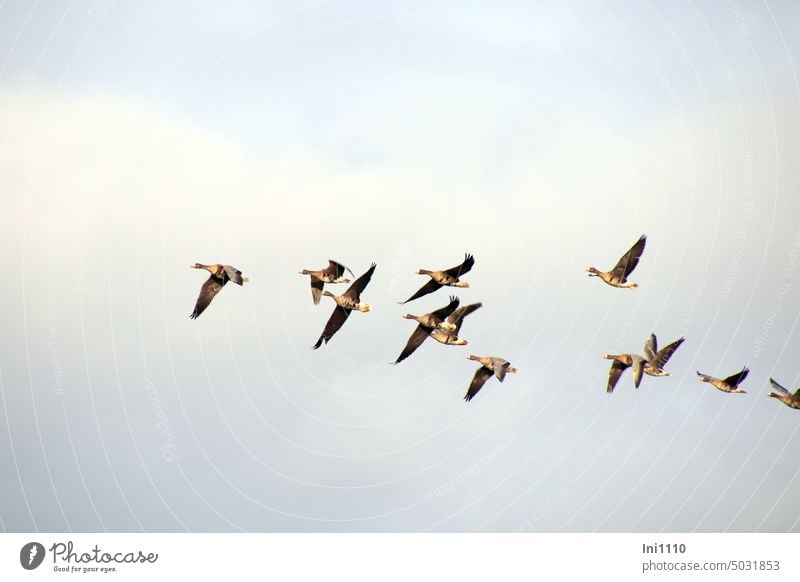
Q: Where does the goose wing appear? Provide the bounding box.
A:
[722,367,749,388]
[465,366,493,402]
[222,265,246,285]
[310,277,324,305]
[313,306,351,349]
[190,275,226,319]
[326,259,353,279]
[344,263,376,302]
[400,278,442,304]
[492,358,511,382]
[611,235,646,278]
[632,357,644,388]
[448,302,482,335]
[652,337,684,369]
[643,333,657,361]
[769,378,790,394]
[429,296,460,322]
[607,359,630,393]
[393,325,432,364]
[443,253,475,278]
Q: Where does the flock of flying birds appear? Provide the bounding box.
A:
[188,236,800,408]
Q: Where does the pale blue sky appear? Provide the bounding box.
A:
[1,0,800,532]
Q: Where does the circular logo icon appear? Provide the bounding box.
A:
[20,542,45,570]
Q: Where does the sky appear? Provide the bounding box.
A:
[1,0,800,532]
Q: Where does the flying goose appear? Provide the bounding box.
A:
[393,296,461,364]
[767,378,800,410]
[189,263,249,319]
[431,302,482,345]
[603,353,646,393]
[643,333,685,376]
[299,260,353,305]
[400,253,474,304]
[587,234,646,289]
[312,263,376,349]
[464,355,517,402]
[697,367,749,394]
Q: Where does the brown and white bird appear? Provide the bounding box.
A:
[313,263,376,349]
[189,263,249,319]
[697,367,749,394]
[464,355,517,402]
[430,302,482,346]
[643,333,685,377]
[393,296,461,364]
[603,353,646,393]
[400,253,474,304]
[299,260,353,305]
[767,378,800,410]
[586,234,646,289]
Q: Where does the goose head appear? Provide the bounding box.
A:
[586,267,599,276]
[357,303,371,313]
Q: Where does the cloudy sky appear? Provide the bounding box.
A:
[1,0,800,532]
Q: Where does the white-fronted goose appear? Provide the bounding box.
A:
[400,253,474,304]
[393,296,461,364]
[767,378,800,410]
[312,263,376,349]
[587,234,646,289]
[189,263,249,319]
[430,302,482,345]
[464,355,517,402]
[603,353,646,393]
[697,367,749,394]
[643,333,685,376]
[299,260,353,305]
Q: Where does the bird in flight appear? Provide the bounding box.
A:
[766,378,800,409]
[189,263,249,319]
[400,253,474,304]
[642,333,685,377]
[697,367,749,394]
[312,263,376,349]
[464,355,517,402]
[586,234,646,289]
[299,260,353,305]
[430,302,482,346]
[393,296,461,364]
[603,353,646,393]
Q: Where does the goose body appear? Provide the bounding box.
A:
[587,234,646,289]
[393,296,461,364]
[401,253,474,304]
[767,378,800,409]
[430,302,482,345]
[642,333,685,376]
[299,260,353,305]
[603,353,646,393]
[697,368,749,394]
[312,263,376,349]
[464,355,517,402]
[189,263,249,319]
